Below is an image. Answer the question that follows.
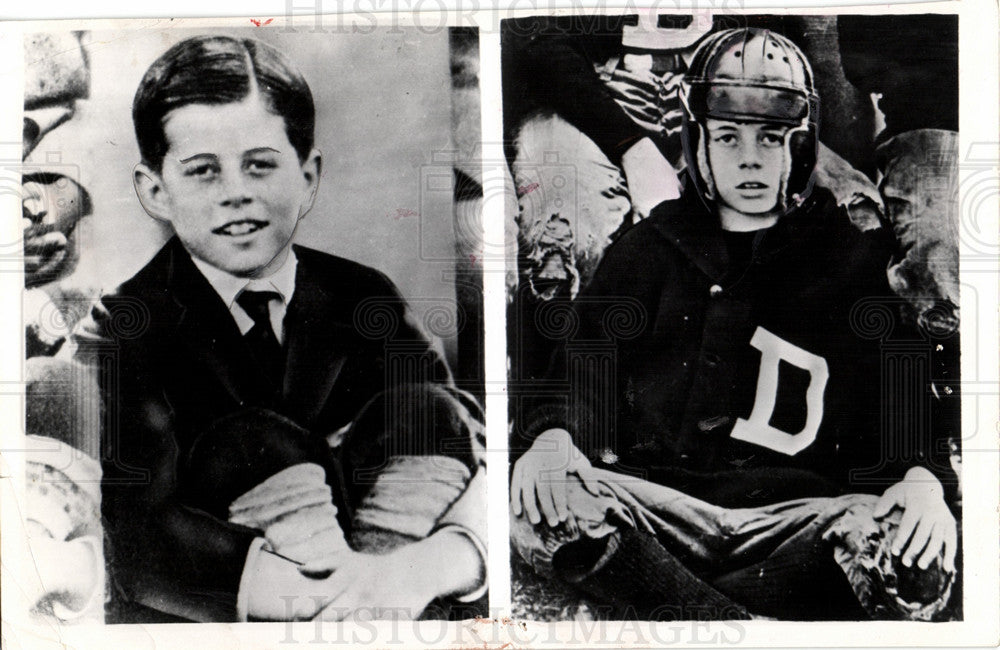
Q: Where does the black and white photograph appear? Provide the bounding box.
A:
[1,2,999,649]
[505,11,969,623]
[14,21,488,626]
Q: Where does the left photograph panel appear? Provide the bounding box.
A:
[18,23,486,624]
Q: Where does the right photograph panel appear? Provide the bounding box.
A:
[503,12,962,622]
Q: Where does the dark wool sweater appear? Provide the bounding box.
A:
[517,188,959,507]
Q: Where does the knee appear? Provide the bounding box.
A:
[510,476,624,579]
[183,408,329,518]
[344,383,482,474]
[823,501,957,620]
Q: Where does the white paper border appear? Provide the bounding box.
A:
[1,2,996,648]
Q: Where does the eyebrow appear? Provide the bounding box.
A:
[178,153,216,164]
[177,147,281,165]
[244,147,282,156]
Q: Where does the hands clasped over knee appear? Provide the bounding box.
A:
[246,527,483,622]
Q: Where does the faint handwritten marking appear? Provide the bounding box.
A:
[517,182,539,198]
[389,208,418,220]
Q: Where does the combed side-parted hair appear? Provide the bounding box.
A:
[132,35,315,171]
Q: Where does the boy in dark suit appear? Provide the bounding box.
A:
[71,35,485,623]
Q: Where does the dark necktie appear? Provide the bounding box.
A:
[236,289,285,383]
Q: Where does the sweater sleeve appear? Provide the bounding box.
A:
[835,225,961,505]
[515,218,666,461]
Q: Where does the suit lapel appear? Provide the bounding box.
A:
[281,250,355,425]
[165,238,275,405]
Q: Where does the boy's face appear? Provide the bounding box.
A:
[135,97,320,277]
[705,119,789,215]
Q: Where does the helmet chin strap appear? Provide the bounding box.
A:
[695,123,716,201]
[777,131,792,212]
[779,122,811,212]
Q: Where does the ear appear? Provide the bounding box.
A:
[133,163,173,224]
[297,148,322,220]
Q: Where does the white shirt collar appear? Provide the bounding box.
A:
[192,249,298,310]
[191,249,298,342]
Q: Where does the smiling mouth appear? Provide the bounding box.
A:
[736,182,768,190]
[212,220,268,236]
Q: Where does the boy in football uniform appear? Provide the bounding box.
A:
[511,28,958,620]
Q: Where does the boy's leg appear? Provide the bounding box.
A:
[184,408,350,563]
[511,471,752,621]
[513,470,955,620]
[820,498,957,621]
[338,383,483,551]
[712,539,869,620]
[336,383,487,618]
[627,479,955,620]
[707,495,876,620]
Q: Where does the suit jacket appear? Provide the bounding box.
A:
[74,236,466,620]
